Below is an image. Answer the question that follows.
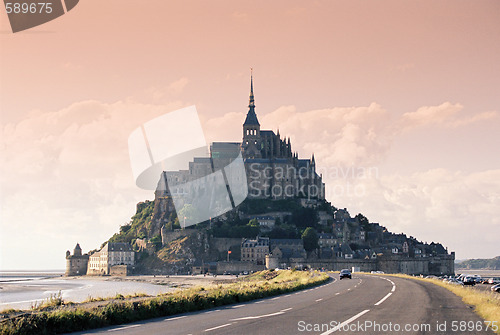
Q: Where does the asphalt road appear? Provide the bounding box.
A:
[72,274,496,335]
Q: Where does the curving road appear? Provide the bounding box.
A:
[73,274,496,335]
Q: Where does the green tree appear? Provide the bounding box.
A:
[292,207,318,228]
[119,224,131,234]
[301,227,319,252]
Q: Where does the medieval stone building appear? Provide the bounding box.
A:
[154,74,325,206]
[87,242,135,275]
[65,243,89,276]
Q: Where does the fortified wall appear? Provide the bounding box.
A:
[286,253,455,276]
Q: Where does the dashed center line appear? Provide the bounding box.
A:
[232,304,245,308]
[320,309,370,334]
[164,315,187,322]
[204,323,233,332]
[315,298,323,302]
[107,325,140,332]
[230,311,283,321]
[374,292,392,306]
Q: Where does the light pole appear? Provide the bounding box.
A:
[227,250,231,262]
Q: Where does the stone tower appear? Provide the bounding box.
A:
[65,243,89,276]
[242,71,262,158]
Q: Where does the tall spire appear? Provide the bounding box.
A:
[243,68,259,126]
[249,67,255,108]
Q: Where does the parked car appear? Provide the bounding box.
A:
[491,284,500,293]
[463,277,476,286]
[447,279,464,286]
[339,269,352,279]
[488,277,500,285]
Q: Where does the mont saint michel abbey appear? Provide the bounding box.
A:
[155,74,325,204]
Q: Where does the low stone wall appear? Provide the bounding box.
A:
[216,261,265,274]
[110,265,130,276]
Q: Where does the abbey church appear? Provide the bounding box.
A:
[155,74,325,203]
[236,74,325,199]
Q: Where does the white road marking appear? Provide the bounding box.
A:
[230,311,284,321]
[374,292,392,306]
[107,325,140,332]
[316,298,323,302]
[232,304,245,308]
[164,315,187,321]
[391,285,396,292]
[281,308,293,312]
[204,323,233,332]
[255,301,264,304]
[335,293,340,295]
[320,309,370,334]
[271,296,280,300]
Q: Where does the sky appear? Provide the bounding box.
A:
[0,0,499,269]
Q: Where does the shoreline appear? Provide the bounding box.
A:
[0,274,238,311]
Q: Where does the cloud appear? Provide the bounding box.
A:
[325,168,500,258]
[0,99,187,269]
[400,102,498,130]
[257,103,393,166]
[448,110,498,128]
[131,77,190,103]
[400,102,463,128]
[168,77,190,96]
[1,98,498,268]
[202,111,245,143]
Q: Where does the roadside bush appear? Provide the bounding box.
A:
[0,270,329,335]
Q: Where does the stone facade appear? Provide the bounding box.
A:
[87,242,135,275]
[241,237,270,265]
[65,243,89,276]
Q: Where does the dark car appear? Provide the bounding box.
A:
[339,269,352,279]
[463,277,476,286]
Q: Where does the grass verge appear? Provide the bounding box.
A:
[0,270,329,335]
[376,273,500,334]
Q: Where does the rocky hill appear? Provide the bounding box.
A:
[101,193,451,275]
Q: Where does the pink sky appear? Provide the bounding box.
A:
[1,1,499,269]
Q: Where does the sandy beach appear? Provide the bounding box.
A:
[0,274,235,311]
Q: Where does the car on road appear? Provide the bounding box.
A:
[491,284,500,293]
[339,269,352,279]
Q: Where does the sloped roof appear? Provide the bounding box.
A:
[103,242,133,252]
[244,109,260,125]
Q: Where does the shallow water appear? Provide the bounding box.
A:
[0,277,174,310]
